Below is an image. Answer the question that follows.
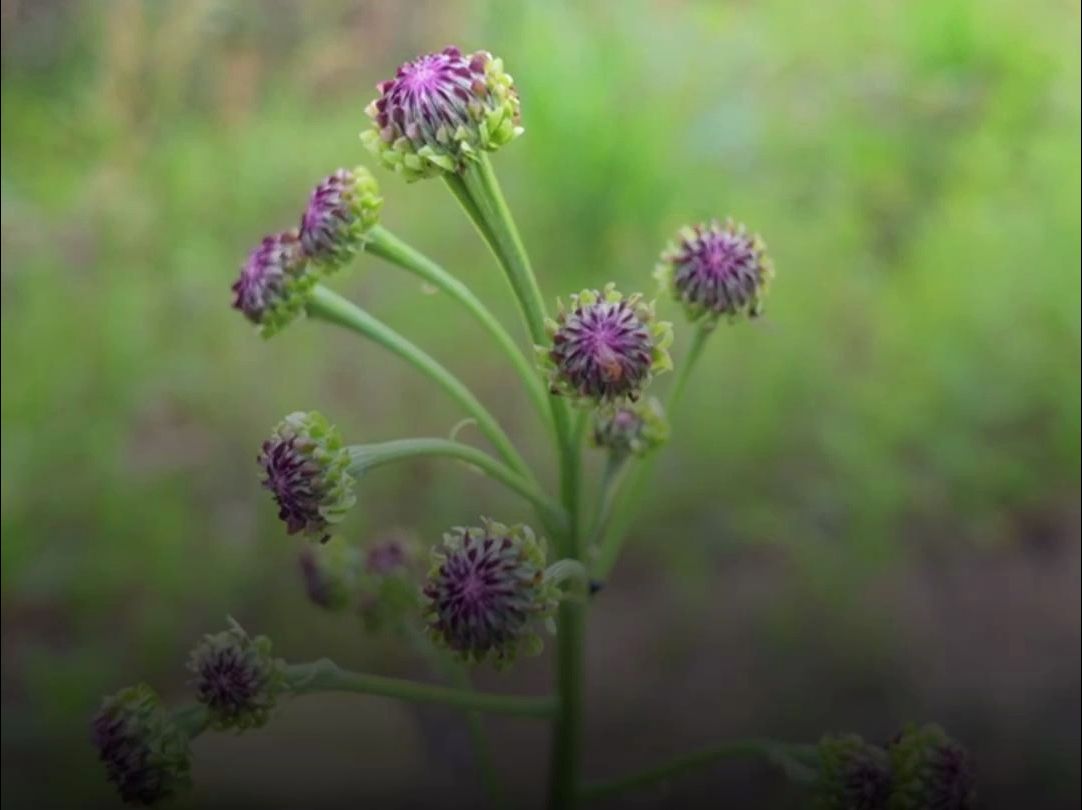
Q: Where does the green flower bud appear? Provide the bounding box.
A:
[591,397,669,459]
[298,535,363,611]
[91,684,191,805]
[888,724,975,810]
[231,230,315,338]
[300,166,383,268]
[187,619,284,731]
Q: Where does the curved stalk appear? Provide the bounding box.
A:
[283,659,557,718]
[593,323,714,579]
[580,740,819,800]
[306,285,534,483]
[347,439,566,532]
[365,226,551,431]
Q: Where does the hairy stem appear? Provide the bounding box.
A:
[347,439,567,535]
[306,285,534,483]
[283,659,557,718]
[365,226,551,430]
[580,740,819,800]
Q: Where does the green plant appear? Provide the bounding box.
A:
[92,45,974,809]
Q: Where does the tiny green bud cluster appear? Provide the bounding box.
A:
[591,397,669,459]
[187,619,284,731]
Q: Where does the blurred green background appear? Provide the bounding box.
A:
[2,0,1079,807]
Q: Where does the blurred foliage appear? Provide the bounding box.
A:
[1,0,1079,806]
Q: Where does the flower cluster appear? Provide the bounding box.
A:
[259,411,356,539]
[541,284,672,405]
[815,726,975,810]
[91,684,191,805]
[422,519,557,666]
[656,218,773,323]
[232,166,382,336]
[361,47,522,181]
[187,619,284,731]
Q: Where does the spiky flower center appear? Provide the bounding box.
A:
[669,222,766,317]
[231,231,302,324]
[195,648,261,715]
[424,531,540,657]
[260,436,325,535]
[373,47,491,148]
[551,299,653,401]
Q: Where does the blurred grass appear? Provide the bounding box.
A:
[1,0,1079,806]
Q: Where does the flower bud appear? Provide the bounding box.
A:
[591,397,669,459]
[231,229,314,337]
[91,684,191,805]
[188,619,284,731]
[361,47,523,181]
[541,284,673,405]
[888,724,975,810]
[259,411,356,539]
[656,218,773,323]
[815,734,893,810]
[298,536,363,611]
[299,166,382,267]
[359,534,421,632]
[423,519,557,666]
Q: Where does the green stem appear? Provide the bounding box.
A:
[365,225,551,430]
[283,659,556,718]
[306,285,534,483]
[347,438,567,535]
[580,740,819,800]
[593,324,713,580]
[585,454,629,552]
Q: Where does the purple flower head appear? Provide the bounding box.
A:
[187,619,283,731]
[299,166,382,267]
[541,284,673,405]
[259,411,356,539]
[298,536,362,611]
[231,229,313,337]
[366,535,413,575]
[591,397,669,459]
[816,734,893,810]
[423,519,557,666]
[888,724,975,810]
[656,218,773,323]
[361,47,523,181]
[91,684,191,806]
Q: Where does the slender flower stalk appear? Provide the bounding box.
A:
[364,225,551,429]
[305,284,534,482]
[346,438,566,531]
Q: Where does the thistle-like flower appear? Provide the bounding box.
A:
[187,619,284,731]
[299,166,383,267]
[591,397,670,459]
[888,724,975,810]
[541,284,673,405]
[91,684,191,806]
[231,229,313,337]
[815,734,893,810]
[259,411,356,538]
[298,536,363,611]
[656,218,773,323]
[361,46,523,181]
[422,519,557,666]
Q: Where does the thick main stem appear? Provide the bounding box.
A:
[365,226,551,431]
[449,156,585,807]
[306,285,534,483]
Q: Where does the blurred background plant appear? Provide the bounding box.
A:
[1,0,1078,807]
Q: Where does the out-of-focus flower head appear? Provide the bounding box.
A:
[231,230,313,337]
